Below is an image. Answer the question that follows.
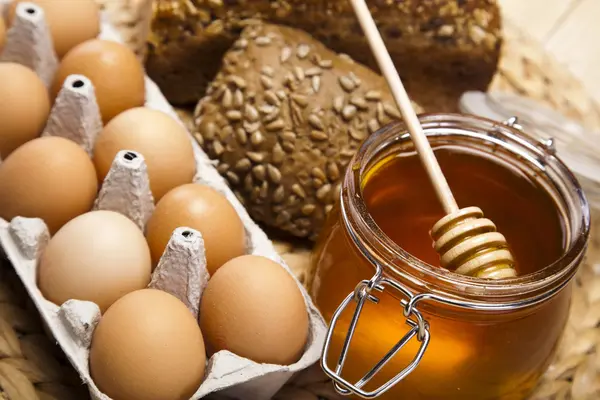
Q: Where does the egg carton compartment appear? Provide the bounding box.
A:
[0,3,326,400]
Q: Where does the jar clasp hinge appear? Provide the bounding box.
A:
[503,116,557,155]
[320,271,431,399]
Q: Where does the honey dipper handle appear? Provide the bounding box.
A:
[349,0,459,215]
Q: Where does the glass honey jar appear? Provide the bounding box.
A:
[309,114,590,399]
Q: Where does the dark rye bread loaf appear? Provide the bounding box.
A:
[147,0,502,111]
[193,23,423,240]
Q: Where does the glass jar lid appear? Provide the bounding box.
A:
[460,91,600,211]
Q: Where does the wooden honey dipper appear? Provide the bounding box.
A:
[349,0,517,279]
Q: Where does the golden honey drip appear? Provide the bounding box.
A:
[430,207,517,279]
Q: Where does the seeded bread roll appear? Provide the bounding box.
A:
[147,0,501,111]
[193,23,422,240]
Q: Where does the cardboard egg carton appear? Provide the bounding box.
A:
[0,3,326,399]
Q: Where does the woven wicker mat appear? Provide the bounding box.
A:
[0,4,599,399]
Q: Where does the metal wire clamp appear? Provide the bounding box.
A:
[320,268,430,399]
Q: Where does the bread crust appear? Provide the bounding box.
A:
[146,0,502,110]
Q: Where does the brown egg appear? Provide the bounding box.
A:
[90,289,206,400]
[8,0,100,58]
[38,211,152,312]
[93,107,196,201]
[199,255,309,365]
[0,63,51,159]
[0,16,6,52]
[145,184,246,274]
[51,39,145,123]
[0,136,98,234]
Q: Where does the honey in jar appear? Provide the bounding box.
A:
[310,114,590,400]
